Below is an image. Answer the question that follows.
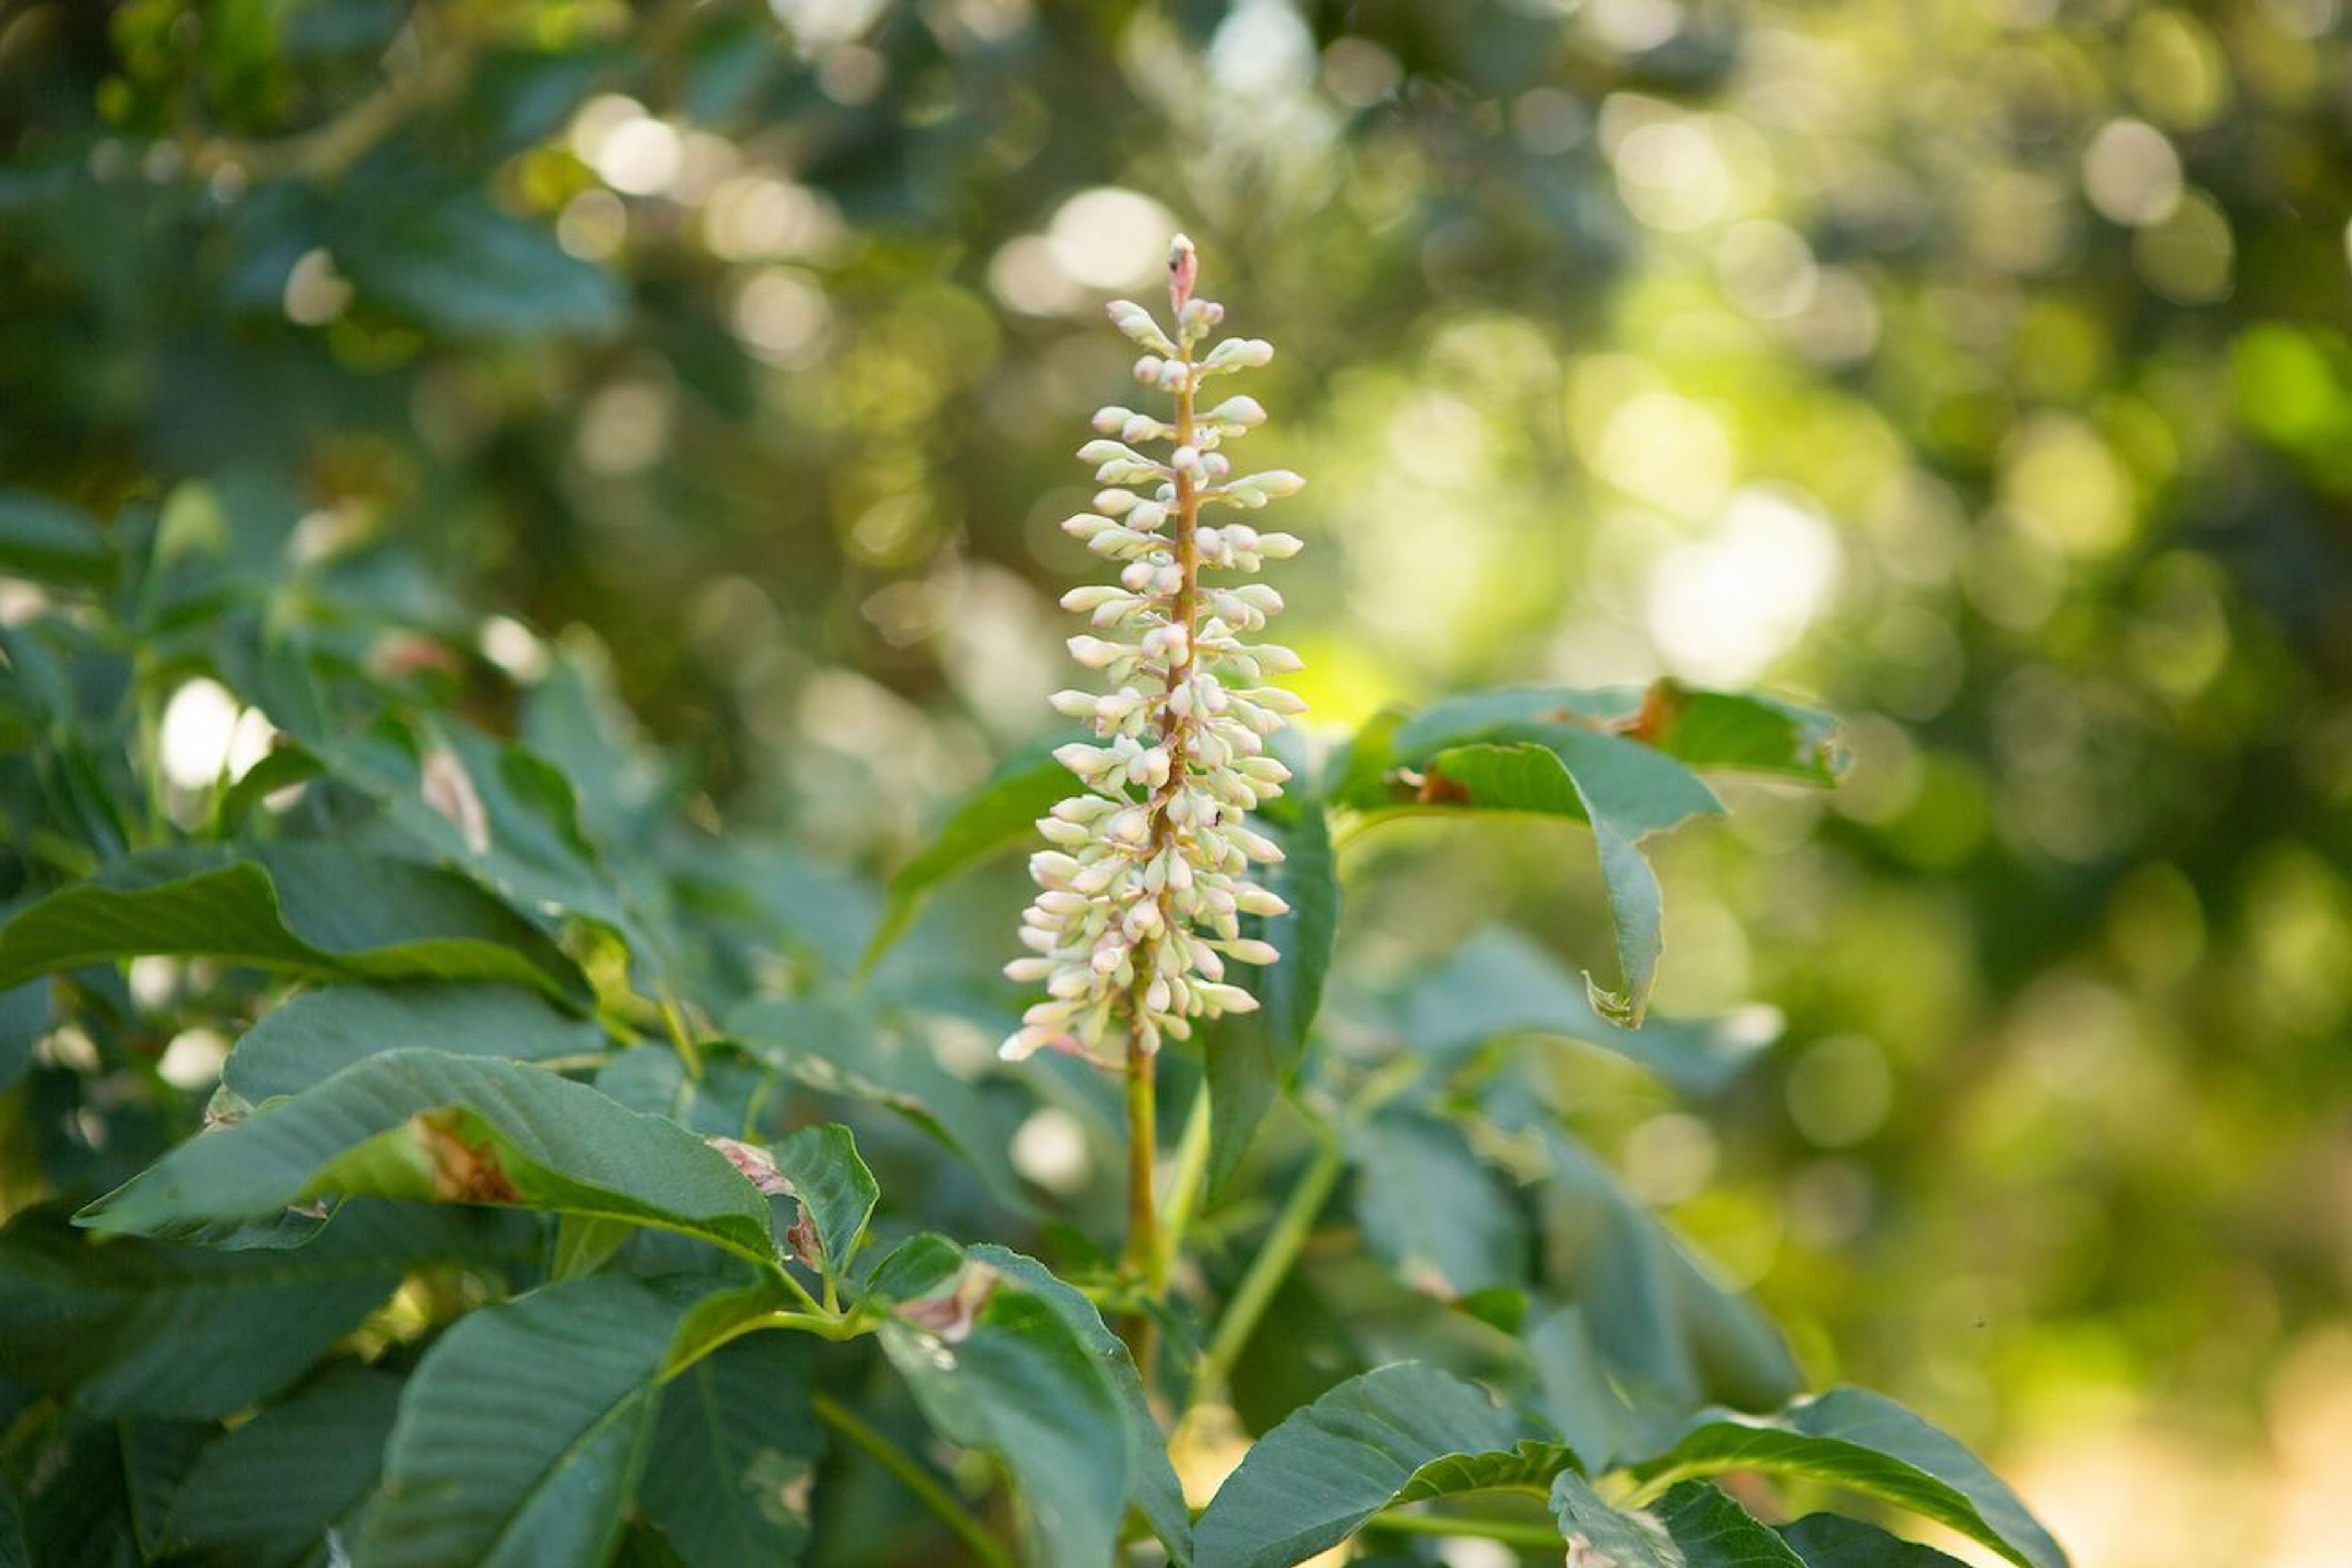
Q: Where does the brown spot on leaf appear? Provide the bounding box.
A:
[893,1264,998,1344]
[1412,766,1473,805]
[1616,677,1687,747]
[417,1110,522,1204]
[786,1212,824,1270]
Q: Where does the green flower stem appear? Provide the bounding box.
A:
[1156,1082,1213,1283]
[1189,1129,1343,1404]
[810,1388,1015,1568]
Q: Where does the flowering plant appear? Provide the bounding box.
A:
[0,237,2069,1568]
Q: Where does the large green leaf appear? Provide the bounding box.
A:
[1194,1363,1575,1568]
[767,1123,878,1283]
[0,845,590,1006]
[0,489,115,587]
[78,1050,779,1265]
[862,735,1075,970]
[638,1333,823,1568]
[1202,785,1338,1191]
[1780,1514,1972,1566]
[969,1245,1193,1565]
[1637,1389,2068,1568]
[161,1363,405,1563]
[1387,927,1777,1093]
[1346,1107,1529,1300]
[0,1203,511,1420]
[876,1250,1133,1568]
[358,1276,685,1568]
[1551,1474,1807,1567]
[224,981,607,1102]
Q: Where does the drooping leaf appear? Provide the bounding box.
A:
[77,1050,779,1265]
[639,1333,823,1568]
[1362,684,1841,788]
[160,1363,405,1562]
[1330,692,1749,1024]
[862,735,1076,971]
[1780,1513,1973,1566]
[1346,1107,1529,1300]
[1635,1389,2068,1568]
[1194,1363,1575,1568]
[1551,1474,1807,1567]
[0,489,115,587]
[0,845,591,1006]
[1203,786,1338,1191]
[0,1203,515,1420]
[876,1250,1133,1568]
[1387,927,1779,1093]
[1524,1304,1646,1473]
[358,1276,685,1568]
[337,194,624,339]
[223,981,606,1102]
[768,1123,879,1281]
[1530,1125,1803,1431]
[969,1245,1193,1564]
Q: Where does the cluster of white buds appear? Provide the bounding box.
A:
[1001,235,1306,1065]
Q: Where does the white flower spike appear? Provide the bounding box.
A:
[1001,236,1305,1066]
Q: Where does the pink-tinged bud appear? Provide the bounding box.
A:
[1168,233,1197,311]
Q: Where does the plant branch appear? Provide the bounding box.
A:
[811,1389,1015,1568]
[1190,1129,1343,1404]
[1157,1081,1213,1281]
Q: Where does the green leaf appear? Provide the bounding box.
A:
[1437,736,1716,1025]
[862,736,1075,971]
[877,1254,1133,1568]
[639,1333,823,1567]
[1524,1305,1645,1473]
[0,491,112,594]
[0,1202,510,1420]
[77,1050,778,1266]
[1637,1389,2068,1568]
[1346,1107,1529,1299]
[1551,1475,1806,1567]
[1371,684,1841,787]
[1780,1513,1972,1566]
[1203,788,1338,1190]
[0,844,591,1007]
[1531,1127,1803,1429]
[11,1417,205,1568]
[358,1276,685,1568]
[968,1246,1193,1565]
[161,1363,405,1561]
[1389,927,1779,1093]
[1194,1363,1575,1568]
[224,982,606,1102]
[1332,691,1741,1025]
[1629,685,1843,784]
[338,194,624,339]
[1548,1470,1679,1566]
[768,1123,878,1281]
[0,489,113,587]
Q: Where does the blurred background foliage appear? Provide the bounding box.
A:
[2,0,2349,1562]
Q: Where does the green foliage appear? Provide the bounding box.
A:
[0,4,2118,1564]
